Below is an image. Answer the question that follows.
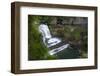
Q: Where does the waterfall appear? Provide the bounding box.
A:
[49,44,70,55]
[39,24,69,55]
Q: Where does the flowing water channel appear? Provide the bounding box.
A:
[39,24,80,59]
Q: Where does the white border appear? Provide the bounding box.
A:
[20,6,95,70]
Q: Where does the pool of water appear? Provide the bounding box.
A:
[55,47,80,59]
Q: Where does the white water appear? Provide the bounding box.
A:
[39,24,61,47]
[39,24,69,55]
[49,44,70,55]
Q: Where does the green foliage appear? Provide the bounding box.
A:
[28,15,48,60]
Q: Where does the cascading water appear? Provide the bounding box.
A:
[39,24,70,55]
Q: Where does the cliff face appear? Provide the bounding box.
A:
[47,16,88,26]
